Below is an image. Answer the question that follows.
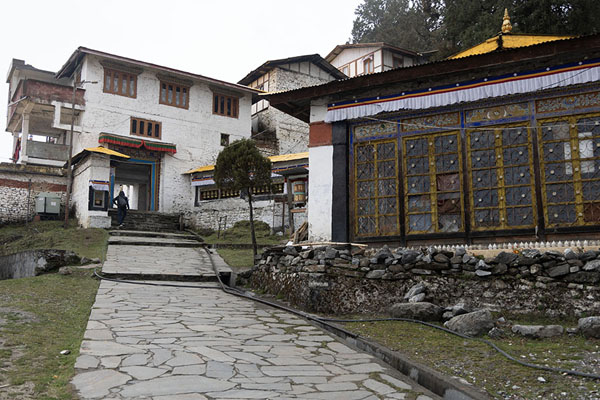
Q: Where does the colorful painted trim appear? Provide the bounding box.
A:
[326,59,600,123]
[89,180,110,191]
[99,133,177,153]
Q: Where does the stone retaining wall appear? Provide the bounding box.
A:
[248,245,600,317]
[0,163,67,225]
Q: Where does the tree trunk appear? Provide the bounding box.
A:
[247,189,258,258]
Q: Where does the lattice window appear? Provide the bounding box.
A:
[354,140,399,236]
[539,114,600,227]
[467,125,536,230]
[404,132,463,233]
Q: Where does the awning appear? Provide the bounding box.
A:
[99,133,177,153]
[68,146,130,167]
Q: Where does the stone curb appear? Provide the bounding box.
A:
[310,319,491,400]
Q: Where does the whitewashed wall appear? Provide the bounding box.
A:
[72,153,111,228]
[76,55,253,213]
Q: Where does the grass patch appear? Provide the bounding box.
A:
[198,220,284,272]
[199,220,283,246]
[216,248,255,269]
[0,220,108,399]
[0,221,108,260]
[342,316,600,399]
[0,269,100,399]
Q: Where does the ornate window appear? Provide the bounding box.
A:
[467,125,536,230]
[354,140,399,237]
[103,68,137,98]
[404,132,463,234]
[213,93,239,118]
[539,114,600,227]
[160,81,189,109]
[131,117,161,139]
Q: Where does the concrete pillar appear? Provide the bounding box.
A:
[20,113,30,164]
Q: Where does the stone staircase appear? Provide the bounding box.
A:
[108,209,181,232]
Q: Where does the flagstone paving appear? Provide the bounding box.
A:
[102,245,230,278]
[73,280,438,399]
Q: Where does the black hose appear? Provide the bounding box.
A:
[93,242,600,381]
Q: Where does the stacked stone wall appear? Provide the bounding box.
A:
[0,163,67,225]
[248,245,600,317]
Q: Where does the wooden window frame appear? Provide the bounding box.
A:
[159,81,190,109]
[103,68,137,98]
[213,93,239,118]
[363,58,374,74]
[131,117,162,140]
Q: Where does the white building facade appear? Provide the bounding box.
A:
[6,47,257,228]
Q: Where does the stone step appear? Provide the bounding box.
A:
[108,236,203,248]
[108,209,181,232]
[109,230,201,241]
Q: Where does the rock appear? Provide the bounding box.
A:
[300,249,314,259]
[442,311,454,321]
[488,327,505,339]
[58,266,73,275]
[401,251,420,264]
[462,254,474,264]
[90,257,101,264]
[564,248,578,260]
[564,272,600,284]
[359,258,371,268]
[80,257,91,265]
[389,302,443,322]
[388,264,405,273]
[450,304,469,316]
[492,263,508,274]
[450,256,463,264]
[516,256,537,266]
[455,247,466,257]
[411,269,433,275]
[408,293,426,303]
[537,377,546,383]
[365,270,385,279]
[581,250,599,261]
[373,247,392,262]
[475,269,492,277]
[567,259,583,267]
[403,282,427,300]
[512,324,564,338]
[444,310,495,336]
[521,249,540,258]
[578,316,600,339]
[476,259,491,270]
[547,263,570,278]
[283,246,299,256]
[583,259,600,271]
[530,264,542,275]
[324,247,339,259]
[495,251,518,265]
[433,253,450,264]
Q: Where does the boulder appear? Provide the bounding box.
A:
[511,324,564,338]
[408,293,426,303]
[433,253,450,264]
[323,247,339,259]
[403,282,427,300]
[583,259,600,271]
[455,247,467,257]
[564,248,578,260]
[401,251,420,265]
[444,310,495,336]
[495,251,518,265]
[547,263,570,278]
[58,266,73,275]
[389,302,442,322]
[581,250,599,262]
[578,316,600,339]
[283,246,299,256]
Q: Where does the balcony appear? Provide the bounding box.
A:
[7,79,85,130]
[24,140,69,162]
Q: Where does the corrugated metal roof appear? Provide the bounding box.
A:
[184,152,309,175]
[448,33,575,59]
[84,146,130,158]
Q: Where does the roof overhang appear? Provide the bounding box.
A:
[238,54,346,86]
[56,47,259,96]
[325,42,420,63]
[68,146,130,167]
[267,34,600,123]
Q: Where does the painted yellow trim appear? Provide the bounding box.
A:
[84,146,130,158]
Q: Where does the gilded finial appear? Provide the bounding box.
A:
[501,8,512,33]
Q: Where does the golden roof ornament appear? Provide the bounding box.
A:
[501,8,512,34]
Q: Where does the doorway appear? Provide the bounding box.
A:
[110,160,155,211]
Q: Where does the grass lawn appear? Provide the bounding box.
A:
[342,315,600,399]
[197,220,284,272]
[0,220,107,399]
[0,221,109,260]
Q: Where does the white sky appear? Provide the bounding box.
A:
[0,0,362,162]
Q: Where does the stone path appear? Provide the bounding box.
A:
[102,246,230,278]
[73,280,437,399]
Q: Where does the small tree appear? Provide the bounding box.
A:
[214,139,271,258]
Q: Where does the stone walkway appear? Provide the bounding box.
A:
[72,230,437,399]
[73,281,436,399]
[102,246,230,278]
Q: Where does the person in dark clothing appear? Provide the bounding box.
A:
[113,190,130,227]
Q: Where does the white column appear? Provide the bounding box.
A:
[20,113,30,164]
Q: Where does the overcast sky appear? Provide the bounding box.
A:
[0,0,362,162]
